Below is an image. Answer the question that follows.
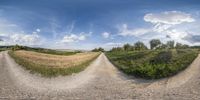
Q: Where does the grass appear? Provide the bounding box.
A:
[0,48,8,52]
[106,49,199,79]
[28,49,78,56]
[9,50,100,77]
[22,47,78,56]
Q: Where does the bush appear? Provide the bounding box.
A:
[106,49,198,79]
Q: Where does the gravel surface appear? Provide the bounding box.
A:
[1,51,200,100]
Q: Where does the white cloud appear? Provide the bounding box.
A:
[0,32,43,46]
[102,32,110,38]
[102,42,124,50]
[61,34,86,43]
[0,18,44,46]
[144,11,195,25]
[36,28,40,32]
[117,11,198,45]
[118,24,151,36]
[144,11,197,44]
[144,11,195,33]
[104,42,123,47]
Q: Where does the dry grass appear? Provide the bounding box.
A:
[9,50,100,77]
[14,50,99,68]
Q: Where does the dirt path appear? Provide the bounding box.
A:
[1,51,200,99]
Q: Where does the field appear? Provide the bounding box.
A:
[9,50,100,77]
[11,45,79,56]
[106,49,199,79]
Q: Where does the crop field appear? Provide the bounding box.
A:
[9,50,100,77]
[11,45,78,56]
[106,49,199,79]
[28,49,78,56]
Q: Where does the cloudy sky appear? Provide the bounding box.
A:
[0,0,200,50]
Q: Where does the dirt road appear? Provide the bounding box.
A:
[1,51,200,100]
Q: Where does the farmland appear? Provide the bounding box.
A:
[8,50,100,77]
[106,49,199,79]
[11,45,79,56]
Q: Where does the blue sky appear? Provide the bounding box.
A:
[0,0,200,50]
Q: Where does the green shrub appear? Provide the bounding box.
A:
[106,49,198,79]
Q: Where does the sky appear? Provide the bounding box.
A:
[0,0,200,50]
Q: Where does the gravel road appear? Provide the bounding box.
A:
[1,51,200,100]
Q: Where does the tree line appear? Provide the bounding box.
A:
[110,39,190,52]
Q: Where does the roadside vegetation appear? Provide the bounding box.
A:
[106,39,199,79]
[9,50,100,77]
[0,46,12,52]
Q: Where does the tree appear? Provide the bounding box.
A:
[123,43,133,51]
[166,40,175,49]
[110,47,123,52]
[175,42,183,49]
[134,41,148,51]
[150,39,161,49]
[11,44,24,51]
[176,42,189,49]
[182,44,189,49]
[92,47,105,52]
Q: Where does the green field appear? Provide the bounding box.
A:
[11,45,79,56]
[29,49,78,56]
[106,49,199,79]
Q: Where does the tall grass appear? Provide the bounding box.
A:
[106,49,199,79]
[8,51,100,77]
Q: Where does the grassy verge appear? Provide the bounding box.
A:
[106,49,198,79]
[8,51,100,77]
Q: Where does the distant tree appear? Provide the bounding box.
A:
[98,47,105,52]
[190,46,200,49]
[134,41,148,51]
[92,47,105,52]
[110,47,123,52]
[182,44,189,49]
[11,44,24,51]
[166,40,175,49]
[123,43,133,51]
[176,42,189,49]
[175,42,183,49]
[150,39,162,49]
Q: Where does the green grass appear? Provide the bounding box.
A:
[11,45,78,56]
[26,49,78,56]
[34,50,77,56]
[106,49,199,79]
[8,51,99,77]
[0,48,7,52]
